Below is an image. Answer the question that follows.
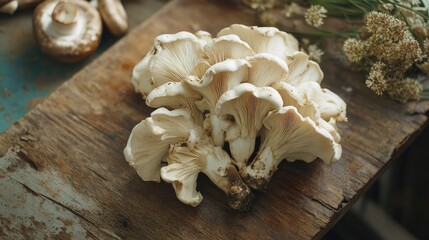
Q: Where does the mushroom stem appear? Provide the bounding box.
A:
[229,136,255,169]
[240,146,275,191]
[52,2,78,24]
[208,113,224,146]
[50,2,79,35]
[203,146,254,211]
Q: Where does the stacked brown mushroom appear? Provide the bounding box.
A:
[125,24,347,211]
[1,0,128,62]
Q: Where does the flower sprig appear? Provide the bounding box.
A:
[242,0,429,102]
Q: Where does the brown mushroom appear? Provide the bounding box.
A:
[0,0,45,15]
[33,0,102,62]
[97,0,128,36]
[0,0,13,5]
[0,0,18,14]
[18,0,45,10]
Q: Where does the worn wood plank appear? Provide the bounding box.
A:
[0,0,428,239]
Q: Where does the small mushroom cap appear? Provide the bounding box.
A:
[33,0,102,62]
[263,106,342,164]
[216,83,283,167]
[124,108,204,182]
[132,31,203,98]
[98,0,128,36]
[284,52,324,85]
[271,81,321,121]
[186,58,250,112]
[298,81,347,122]
[204,34,255,64]
[161,144,205,207]
[217,24,299,60]
[162,142,253,210]
[124,118,166,182]
[146,81,204,125]
[246,53,289,87]
[194,30,212,48]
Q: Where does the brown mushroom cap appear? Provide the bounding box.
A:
[0,0,45,15]
[98,0,128,36]
[0,0,18,14]
[33,0,102,63]
[0,0,14,5]
[18,0,45,10]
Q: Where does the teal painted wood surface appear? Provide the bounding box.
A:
[0,1,165,133]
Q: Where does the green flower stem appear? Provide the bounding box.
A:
[421,90,429,99]
[287,28,355,39]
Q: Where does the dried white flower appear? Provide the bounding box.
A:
[304,5,327,28]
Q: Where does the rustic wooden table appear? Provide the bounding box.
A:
[1,0,428,239]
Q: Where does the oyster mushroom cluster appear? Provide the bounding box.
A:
[125,24,347,211]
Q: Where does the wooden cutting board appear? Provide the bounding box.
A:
[1,0,427,239]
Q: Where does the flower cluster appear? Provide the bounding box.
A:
[343,11,424,102]
[304,5,327,28]
[242,0,429,102]
[125,25,347,210]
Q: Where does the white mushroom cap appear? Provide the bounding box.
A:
[297,81,347,122]
[271,81,320,120]
[191,60,211,79]
[217,24,299,60]
[98,0,128,36]
[241,106,342,190]
[124,108,204,182]
[204,34,255,64]
[146,81,204,125]
[124,118,165,182]
[131,31,203,98]
[216,83,283,168]
[246,53,289,87]
[33,0,102,62]
[186,59,250,146]
[194,30,213,48]
[161,142,253,210]
[186,58,250,112]
[284,52,324,85]
[272,81,342,142]
[318,118,341,143]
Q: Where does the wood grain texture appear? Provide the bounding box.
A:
[0,0,428,239]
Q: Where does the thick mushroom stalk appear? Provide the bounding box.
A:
[124,108,204,182]
[241,106,342,190]
[33,0,102,62]
[216,83,283,168]
[131,32,205,98]
[161,142,253,211]
[186,59,250,146]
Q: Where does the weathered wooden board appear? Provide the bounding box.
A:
[0,0,428,239]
